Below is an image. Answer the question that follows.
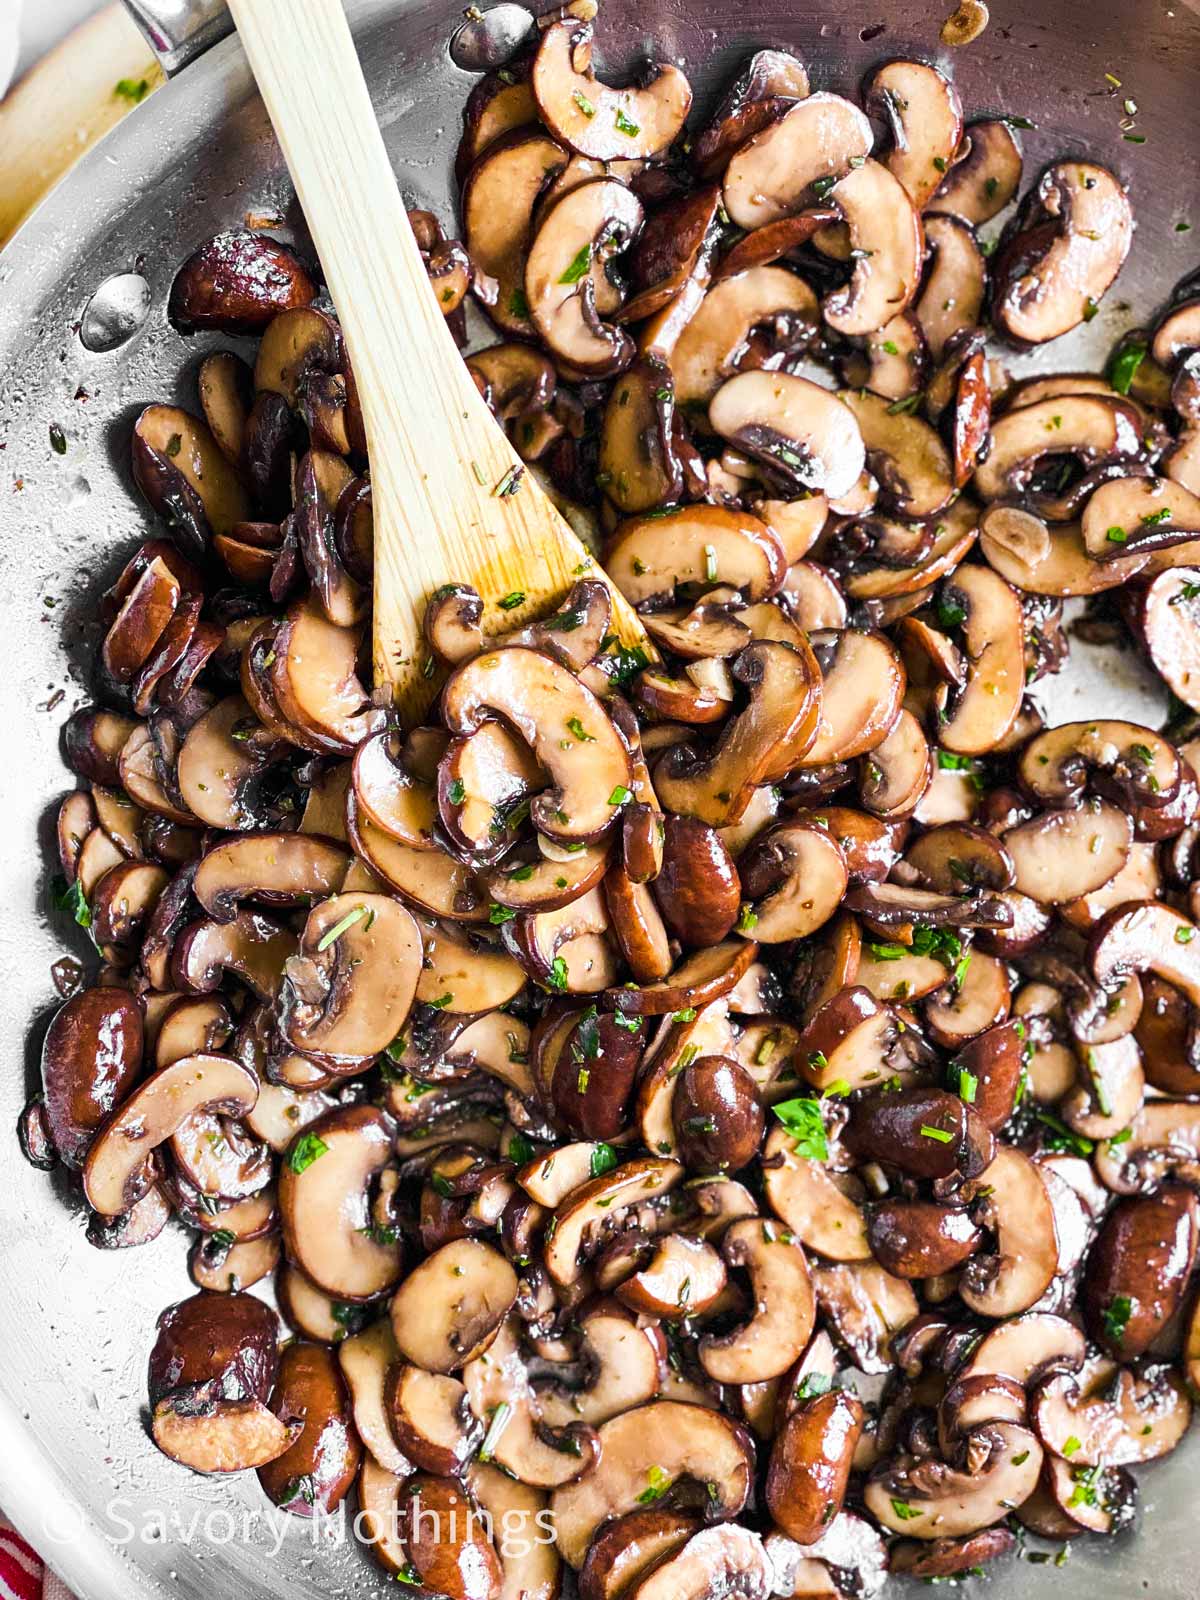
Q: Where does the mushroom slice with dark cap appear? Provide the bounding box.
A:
[709,373,866,502]
[40,986,143,1169]
[132,404,252,558]
[823,161,924,337]
[1005,802,1133,905]
[626,1524,772,1600]
[462,128,569,340]
[549,1400,755,1568]
[170,231,316,334]
[193,833,350,922]
[1081,474,1200,560]
[698,1216,815,1383]
[722,93,873,230]
[620,185,721,322]
[959,1146,1059,1316]
[525,179,644,375]
[278,893,421,1064]
[915,216,988,363]
[1031,1355,1192,1465]
[842,1084,995,1181]
[936,567,1025,756]
[443,647,630,844]
[766,1388,865,1546]
[83,1053,257,1216]
[691,47,810,179]
[607,503,786,605]
[927,119,1023,225]
[1081,1183,1198,1359]
[1018,719,1179,810]
[462,1315,599,1486]
[670,266,818,407]
[532,19,691,161]
[656,648,822,826]
[736,820,848,941]
[865,1422,1042,1537]
[838,388,954,518]
[257,1341,361,1514]
[278,1105,402,1301]
[974,395,1141,506]
[993,162,1132,343]
[865,60,963,210]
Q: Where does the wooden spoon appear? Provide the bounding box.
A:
[226,0,651,722]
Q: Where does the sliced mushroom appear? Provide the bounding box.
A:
[271,592,381,755]
[277,893,420,1064]
[462,1314,599,1486]
[607,503,787,603]
[532,19,691,161]
[928,119,1023,224]
[549,1400,754,1567]
[915,216,988,363]
[132,404,251,556]
[627,1524,772,1600]
[41,986,143,1168]
[463,129,570,339]
[257,1339,361,1513]
[193,833,349,923]
[838,389,954,518]
[1032,1355,1192,1465]
[865,1422,1042,1538]
[544,1156,683,1285]
[84,1052,257,1216]
[763,1123,870,1261]
[723,93,873,230]
[709,373,866,501]
[937,567,1025,756]
[865,60,963,210]
[655,641,821,826]
[670,266,818,406]
[766,1388,866,1546]
[811,1260,918,1375]
[1005,802,1133,906]
[443,647,630,844]
[390,1237,517,1373]
[1081,1183,1198,1359]
[993,162,1133,343]
[172,909,298,1002]
[278,1105,402,1300]
[526,179,643,374]
[692,47,811,178]
[823,161,924,337]
[698,1215,814,1382]
[736,821,848,941]
[537,1298,664,1425]
[959,1146,1058,1316]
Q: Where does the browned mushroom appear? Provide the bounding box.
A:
[532,19,691,161]
[993,163,1133,343]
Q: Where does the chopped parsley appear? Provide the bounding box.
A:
[772,1097,828,1162]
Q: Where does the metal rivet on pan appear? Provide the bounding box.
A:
[450,4,535,72]
[79,273,152,354]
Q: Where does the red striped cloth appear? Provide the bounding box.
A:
[0,1524,72,1600]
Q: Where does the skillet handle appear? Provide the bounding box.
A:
[122,0,233,74]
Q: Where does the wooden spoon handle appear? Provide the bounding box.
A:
[224,0,648,720]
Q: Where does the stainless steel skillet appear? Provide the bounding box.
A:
[0,0,1198,1594]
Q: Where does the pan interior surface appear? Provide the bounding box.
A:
[0,0,1197,1594]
